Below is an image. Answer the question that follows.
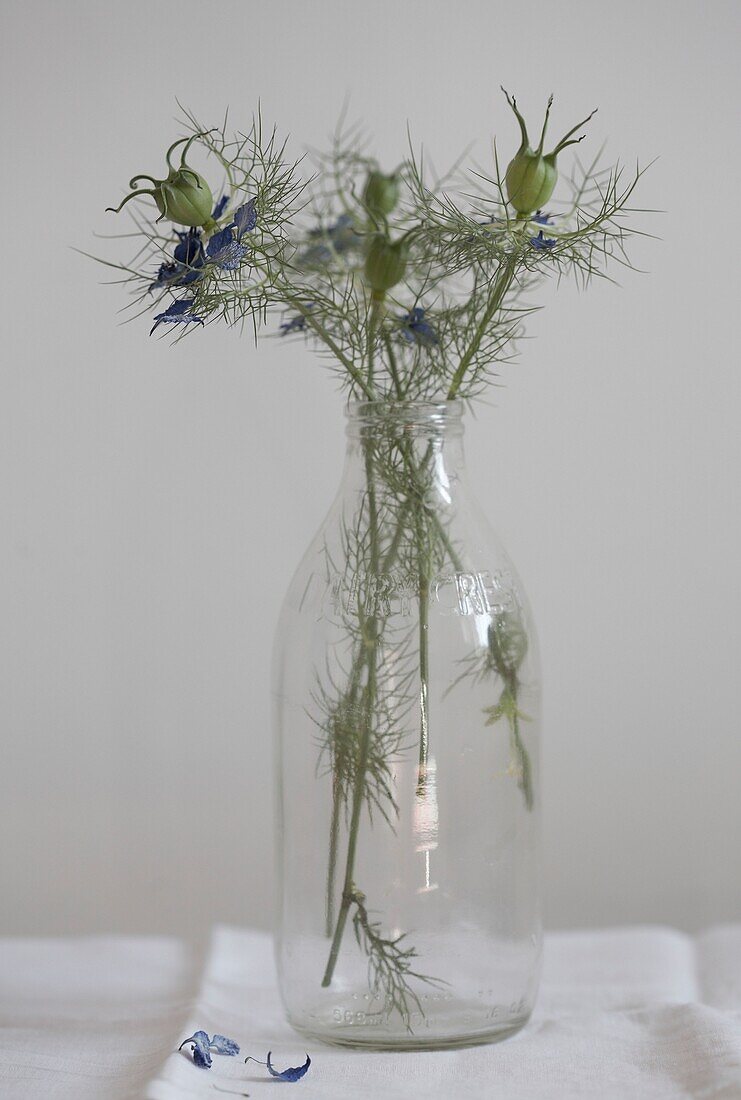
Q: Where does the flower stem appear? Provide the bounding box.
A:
[320,436,464,982]
[446,253,518,400]
[415,507,431,796]
[416,571,430,794]
[279,288,377,400]
[322,435,381,988]
[325,773,341,936]
[383,335,404,399]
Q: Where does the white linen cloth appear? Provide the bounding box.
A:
[1,926,739,1100]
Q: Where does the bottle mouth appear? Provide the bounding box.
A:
[345,399,465,441]
[346,399,464,425]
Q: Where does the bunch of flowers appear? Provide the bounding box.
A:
[96,94,648,1028]
[98,94,645,404]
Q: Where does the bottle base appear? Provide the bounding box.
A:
[288,1011,532,1052]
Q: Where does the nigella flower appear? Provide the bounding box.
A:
[300,214,359,267]
[150,228,205,290]
[173,228,206,280]
[150,298,204,335]
[532,210,554,225]
[179,1031,240,1069]
[245,1052,311,1082]
[399,307,438,347]
[529,229,556,251]
[150,261,179,289]
[280,315,307,335]
[205,200,258,270]
[313,214,358,254]
[279,302,315,336]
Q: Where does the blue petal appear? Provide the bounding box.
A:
[529,230,556,250]
[150,299,204,335]
[179,1031,212,1069]
[173,228,204,267]
[158,299,191,317]
[214,241,247,270]
[306,214,359,257]
[192,1046,212,1069]
[150,260,204,291]
[206,227,248,270]
[266,1052,311,1082]
[177,267,203,286]
[309,215,346,240]
[211,1034,240,1056]
[232,199,257,238]
[416,326,438,346]
[206,227,234,256]
[279,315,307,335]
[279,303,315,336]
[399,307,439,347]
[212,194,230,220]
[532,210,554,225]
[150,261,178,290]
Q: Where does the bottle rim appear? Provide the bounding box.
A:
[346,399,465,423]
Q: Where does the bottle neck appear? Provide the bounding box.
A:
[342,401,467,498]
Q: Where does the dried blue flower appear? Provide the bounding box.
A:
[150,299,204,335]
[280,315,308,335]
[279,302,315,336]
[152,229,204,286]
[150,261,179,289]
[232,199,257,239]
[313,214,358,254]
[201,200,256,271]
[245,1053,311,1082]
[399,307,439,347]
[206,226,247,271]
[179,1030,213,1069]
[149,227,205,291]
[212,194,230,220]
[300,215,360,268]
[173,228,205,268]
[529,229,556,251]
[179,1031,240,1069]
[532,210,554,225]
[211,1034,240,1056]
[267,1052,311,1082]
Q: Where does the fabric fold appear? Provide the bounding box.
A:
[1,925,740,1099]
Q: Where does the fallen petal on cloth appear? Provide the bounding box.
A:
[266,1052,311,1082]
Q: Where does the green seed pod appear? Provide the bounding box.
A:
[363,170,400,219]
[364,234,409,293]
[106,133,215,228]
[154,167,214,227]
[501,89,597,217]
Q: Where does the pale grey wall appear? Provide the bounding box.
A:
[1,0,739,939]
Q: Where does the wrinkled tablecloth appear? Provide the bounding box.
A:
[1,924,740,1099]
